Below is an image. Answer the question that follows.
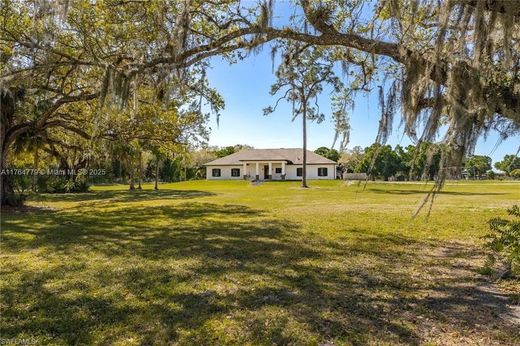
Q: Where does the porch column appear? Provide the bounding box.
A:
[255,162,259,181]
[243,162,247,180]
[281,161,286,180]
[268,162,272,179]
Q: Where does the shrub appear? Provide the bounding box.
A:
[37,175,89,193]
[11,173,32,194]
[7,174,29,205]
[486,170,495,180]
[484,205,520,277]
[510,169,520,179]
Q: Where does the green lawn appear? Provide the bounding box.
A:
[1,180,519,345]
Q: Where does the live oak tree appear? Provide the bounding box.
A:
[338,146,364,173]
[257,0,519,207]
[395,143,441,180]
[494,154,520,176]
[94,78,211,189]
[314,147,340,162]
[355,143,402,181]
[269,0,520,144]
[464,155,492,178]
[0,0,234,204]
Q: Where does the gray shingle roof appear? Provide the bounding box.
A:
[204,148,336,166]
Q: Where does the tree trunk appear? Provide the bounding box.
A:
[137,150,142,190]
[0,150,15,206]
[32,147,39,191]
[129,171,135,190]
[0,125,19,206]
[1,93,17,206]
[128,158,135,190]
[443,144,464,180]
[119,159,123,183]
[154,157,160,190]
[301,100,308,188]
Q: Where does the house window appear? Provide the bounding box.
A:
[231,168,240,177]
[275,168,282,174]
[318,167,328,176]
[296,168,303,177]
[212,168,221,177]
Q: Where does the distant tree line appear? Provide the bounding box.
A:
[7,144,259,196]
[8,141,518,197]
[106,145,244,186]
[315,145,519,181]
[333,143,441,181]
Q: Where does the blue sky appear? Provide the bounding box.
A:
[204,51,518,164]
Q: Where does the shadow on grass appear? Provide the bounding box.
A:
[1,198,518,345]
[367,188,508,196]
[31,188,216,203]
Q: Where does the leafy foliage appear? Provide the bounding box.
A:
[485,206,520,277]
[338,146,364,173]
[464,155,492,178]
[494,155,520,176]
[0,0,248,203]
[214,144,253,158]
[355,144,401,181]
[314,147,339,162]
[510,169,520,179]
[395,143,441,180]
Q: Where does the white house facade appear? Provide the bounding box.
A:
[204,148,336,181]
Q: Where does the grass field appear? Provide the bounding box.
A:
[1,180,519,345]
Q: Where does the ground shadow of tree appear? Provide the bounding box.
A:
[1,197,518,345]
[30,189,216,204]
[367,188,508,196]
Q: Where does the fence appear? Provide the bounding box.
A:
[342,173,367,180]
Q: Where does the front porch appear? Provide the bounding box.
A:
[240,161,287,181]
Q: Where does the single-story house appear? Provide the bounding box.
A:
[204,148,336,180]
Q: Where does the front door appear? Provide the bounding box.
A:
[264,165,269,179]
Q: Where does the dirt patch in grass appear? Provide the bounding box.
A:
[411,242,520,345]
